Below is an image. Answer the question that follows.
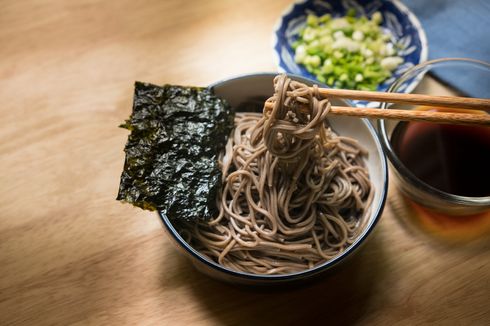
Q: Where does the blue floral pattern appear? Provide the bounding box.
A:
[273,0,428,107]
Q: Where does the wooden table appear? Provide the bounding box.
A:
[1,1,488,325]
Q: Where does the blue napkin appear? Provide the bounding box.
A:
[402,0,490,98]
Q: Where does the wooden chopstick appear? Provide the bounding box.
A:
[327,106,490,126]
[263,103,489,126]
[315,88,490,111]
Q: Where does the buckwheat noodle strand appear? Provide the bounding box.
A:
[179,75,374,275]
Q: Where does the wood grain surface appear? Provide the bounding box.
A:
[0,1,488,325]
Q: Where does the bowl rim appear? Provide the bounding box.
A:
[158,72,388,281]
[377,57,490,207]
[271,0,429,99]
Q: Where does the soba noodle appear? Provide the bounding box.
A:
[179,74,374,275]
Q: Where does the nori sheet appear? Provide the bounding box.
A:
[117,81,234,222]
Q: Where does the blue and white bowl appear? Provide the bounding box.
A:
[273,0,428,107]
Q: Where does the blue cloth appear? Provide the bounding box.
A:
[402,0,490,97]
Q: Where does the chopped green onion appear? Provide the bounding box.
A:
[293,11,404,90]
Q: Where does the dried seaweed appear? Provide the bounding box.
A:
[117,81,234,222]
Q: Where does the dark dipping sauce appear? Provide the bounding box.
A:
[390,112,490,198]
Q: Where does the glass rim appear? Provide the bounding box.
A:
[377,57,490,206]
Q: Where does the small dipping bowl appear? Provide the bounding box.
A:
[159,73,388,285]
[378,58,490,218]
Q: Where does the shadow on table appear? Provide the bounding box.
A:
[161,228,388,326]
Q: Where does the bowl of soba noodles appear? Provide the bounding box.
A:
[158,73,388,284]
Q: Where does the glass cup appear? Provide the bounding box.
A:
[378,58,490,219]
